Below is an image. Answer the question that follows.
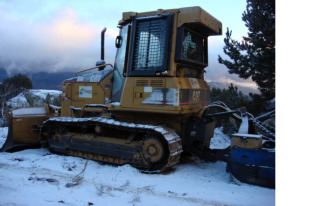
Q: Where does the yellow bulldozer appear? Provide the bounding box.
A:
[1,6,275,187]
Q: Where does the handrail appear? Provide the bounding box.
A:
[75,64,113,77]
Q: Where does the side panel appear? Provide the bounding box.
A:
[114,77,210,115]
[61,72,113,117]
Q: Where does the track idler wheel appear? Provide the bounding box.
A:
[142,135,168,169]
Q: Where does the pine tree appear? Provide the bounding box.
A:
[0,74,33,125]
[3,74,33,91]
[210,84,250,110]
[218,0,275,100]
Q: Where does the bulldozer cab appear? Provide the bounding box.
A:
[110,7,222,114]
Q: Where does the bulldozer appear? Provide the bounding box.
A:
[1,6,275,187]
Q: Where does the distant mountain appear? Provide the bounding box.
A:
[0,68,8,82]
[207,81,259,95]
[30,72,75,90]
[0,69,75,90]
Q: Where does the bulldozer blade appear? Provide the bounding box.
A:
[0,107,49,152]
[228,147,275,188]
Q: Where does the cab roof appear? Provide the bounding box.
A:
[119,6,222,36]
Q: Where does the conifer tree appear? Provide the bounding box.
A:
[218,0,275,100]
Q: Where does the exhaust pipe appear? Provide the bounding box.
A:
[101,27,107,60]
[96,27,107,67]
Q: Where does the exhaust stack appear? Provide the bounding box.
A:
[96,27,107,67]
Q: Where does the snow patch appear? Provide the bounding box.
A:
[12,107,47,117]
[0,127,8,148]
[111,102,120,106]
[210,127,231,149]
[6,89,61,108]
[0,148,275,205]
[6,93,29,108]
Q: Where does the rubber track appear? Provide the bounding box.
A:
[41,117,183,172]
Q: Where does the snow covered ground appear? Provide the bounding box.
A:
[0,127,275,206]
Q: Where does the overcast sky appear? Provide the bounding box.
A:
[0,0,258,89]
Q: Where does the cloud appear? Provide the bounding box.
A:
[204,50,258,91]
[217,77,258,89]
[0,7,118,75]
[36,9,97,51]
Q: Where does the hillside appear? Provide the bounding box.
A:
[6,89,62,108]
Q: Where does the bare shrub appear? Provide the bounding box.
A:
[65,160,88,188]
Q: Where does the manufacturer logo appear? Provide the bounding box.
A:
[79,86,92,98]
